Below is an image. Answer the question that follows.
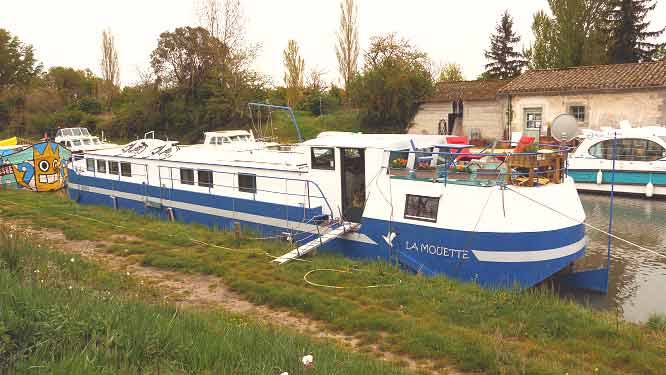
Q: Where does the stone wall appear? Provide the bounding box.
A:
[507,90,666,134]
[409,102,451,134]
[463,100,505,140]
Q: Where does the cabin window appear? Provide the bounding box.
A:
[209,137,217,144]
[311,147,335,170]
[73,140,82,146]
[120,162,132,177]
[86,158,95,172]
[198,170,214,188]
[404,194,439,222]
[589,138,666,161]
[96,159,107,174]
[108,161,119,175]
[238,173,257,193]
[83,139,91,145]
[569,105,586,122]
[180,168,195,185]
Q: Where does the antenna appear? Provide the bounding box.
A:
[551,114,578,143]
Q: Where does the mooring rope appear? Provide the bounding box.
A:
[505,186,666,260]
[303,268,402,289]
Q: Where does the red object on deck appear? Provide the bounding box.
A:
[514,135,536,153]
[446,136,481,161]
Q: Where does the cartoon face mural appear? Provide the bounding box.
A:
[0,142,71,192]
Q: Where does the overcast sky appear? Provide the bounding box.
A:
[3,0,665,87]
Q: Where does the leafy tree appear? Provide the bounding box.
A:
[609,0,665,63]
[46,67,100,104]
[349,33,432,132]
[525,1,611,69]
[283,40,305,108]
[655,45,666,60]
[437,63,464,82]
[335,0,360,91]
[483,11,526,79]
[0,28,42,91]
[150,26,224,98]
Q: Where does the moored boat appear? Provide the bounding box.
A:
[568,126,666,198]
[66,131,587,288]
[55,127,117,153]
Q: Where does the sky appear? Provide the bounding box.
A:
[2,0,665,87]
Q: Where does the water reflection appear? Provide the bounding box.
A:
[556,193,666,322]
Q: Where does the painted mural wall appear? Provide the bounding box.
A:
[0,142,71,192]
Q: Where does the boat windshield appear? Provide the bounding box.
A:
[61,129,73,137]
[71,128,83,136]
[80,128,91,136]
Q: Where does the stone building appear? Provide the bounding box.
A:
[409,80,509,142]
[412,60,666,141]
[497,61,666,139]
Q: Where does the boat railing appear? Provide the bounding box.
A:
[153,166,335,218]
[388,145,572,187]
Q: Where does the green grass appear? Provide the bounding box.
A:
[269,109,361,142]
[1,189,666,374]
[0,224,409,375]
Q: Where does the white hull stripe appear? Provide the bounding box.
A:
[69,183,377,245]
[472,237,587,263]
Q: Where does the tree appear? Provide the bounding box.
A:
[526,0,612,69]
[0,28,42,91]
[609,0,665,63]
[655,45,666,60]
[483,11,527,79]
[349,33,432,132]
[100,28,120,110]
[283,40,305,108]
[150,26,224,97]
[335,0,360,91]
[437,63,464,82]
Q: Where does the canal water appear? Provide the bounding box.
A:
[557,193,666,322]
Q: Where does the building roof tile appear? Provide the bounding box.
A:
[497,60,666,95]
[430,80,510,102]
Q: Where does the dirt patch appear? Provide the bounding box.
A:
[9,221,475,375]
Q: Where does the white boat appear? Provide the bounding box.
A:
[55,127,117,153]
[66,130,587,288]
[568,126,666,198]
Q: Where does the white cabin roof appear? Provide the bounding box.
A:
[302,133,445,150]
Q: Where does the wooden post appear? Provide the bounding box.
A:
[233,222,241,242]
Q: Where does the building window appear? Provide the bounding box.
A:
[569,105,586,122]
[404,194,439,222]
[180,168,195,185]
[198,170,213,188]
[311,147,335,170]
[589,138,666,161]
[96,159,107,174]
[524,108,542,130]
[86,158,95,172]
[238,173,257,193]
[120,162,132,177]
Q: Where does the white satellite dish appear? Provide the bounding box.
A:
[551,113,578,142]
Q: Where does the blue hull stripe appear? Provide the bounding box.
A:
[67,170,586,288]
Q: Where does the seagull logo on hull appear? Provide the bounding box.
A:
[382,231,396,247]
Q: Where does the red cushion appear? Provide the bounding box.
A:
[446,136,468,144]
[514,136,535,153]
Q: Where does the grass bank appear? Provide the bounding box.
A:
[269,109,361,142]
[1,189,666,374]
[0,224,408,374]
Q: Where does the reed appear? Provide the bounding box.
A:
[1,189,665,374]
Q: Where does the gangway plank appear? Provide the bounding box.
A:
[272,222,359,265]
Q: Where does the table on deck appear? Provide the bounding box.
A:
[506,150,564,186]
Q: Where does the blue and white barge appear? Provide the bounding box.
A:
[67,132,587,288]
